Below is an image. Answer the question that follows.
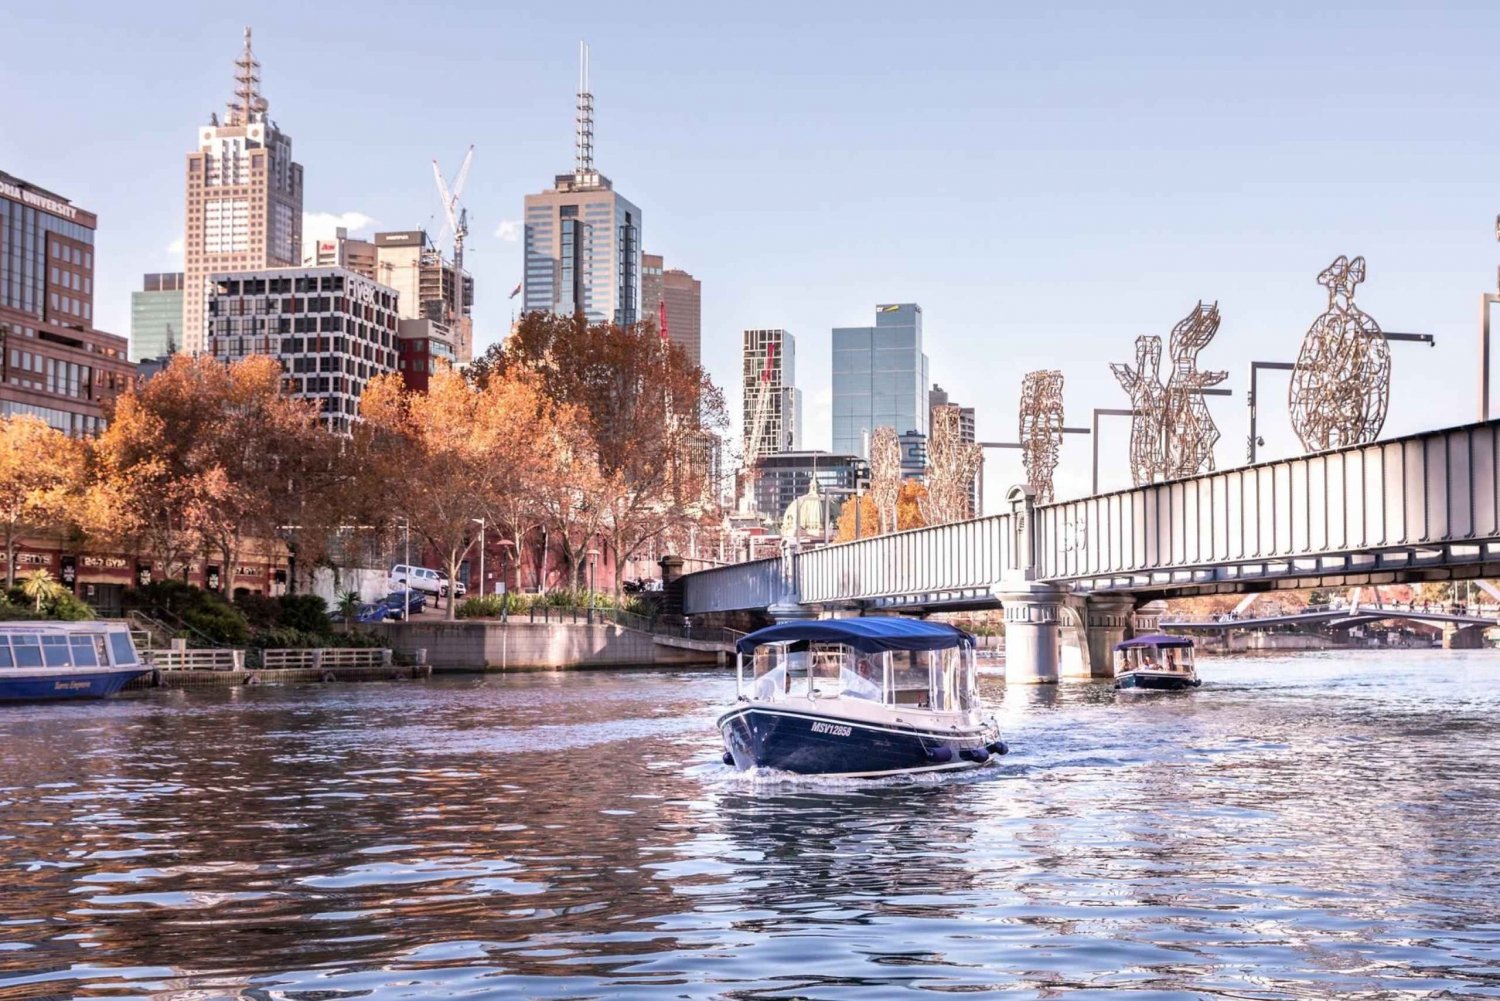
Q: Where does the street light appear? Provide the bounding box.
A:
[471,517,485,598]
[587,548,600,624]
[397,515,411,621]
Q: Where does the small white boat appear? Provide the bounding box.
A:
[1114,634,1201,691]
[0,621,148,702]
[717,618,1006,777]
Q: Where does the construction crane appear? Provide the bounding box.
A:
[431,145,475,306]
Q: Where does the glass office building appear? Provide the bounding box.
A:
[130,273,184,361]
[832,303,930,457]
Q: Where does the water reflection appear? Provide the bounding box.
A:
[0,655,1498,997]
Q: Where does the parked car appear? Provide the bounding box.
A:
[382,589,427,617]
[354,602,391,624]
[389,564,446,597]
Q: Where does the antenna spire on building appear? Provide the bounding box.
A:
[575,40,595,183]
[229,25,267,125]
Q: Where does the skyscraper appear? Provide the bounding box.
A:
[831,303,930,458]
[641,252,702,367]
[182,28,303,356]
[742,328,800,464]
[130,273,184,362]
[523,45,642,327]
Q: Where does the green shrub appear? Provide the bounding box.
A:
[234,592,283,629]
[50,591,96,621]
[278,594,330,634]
[125,580,248,647]
[456,595,504,619]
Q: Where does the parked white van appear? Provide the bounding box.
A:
[389,564,465,598]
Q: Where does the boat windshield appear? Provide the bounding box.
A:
[739,635,978,711]
[1116,643,1195,673]
[0,632,113,670]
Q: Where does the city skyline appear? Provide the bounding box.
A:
[4,1,1498,505]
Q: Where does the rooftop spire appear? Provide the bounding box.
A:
[228,25,268,125]
[574,41,595,183]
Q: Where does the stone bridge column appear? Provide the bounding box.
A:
[1132,600,1169,636]
[1443,623,1488,649]
[999,583,1066,684]
[1073,594,1136,680]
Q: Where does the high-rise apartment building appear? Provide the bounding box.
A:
[523,46,642,327]
[370,231,472,363]
[832,303,930,458]
[182,28,304,356]
[641,253,702,367]
[207,266,398,434]
[0,171,135,437]
[130,273,185,361]
[742,328,800,465]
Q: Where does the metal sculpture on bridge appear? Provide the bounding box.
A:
[1288,255,1390,451]
[1019,370,1065,503]
[1162,301,1228,478]
[868,426,901,535]
[923,404,982,524]
[1110,303,1227,485]
[1110,335,1167,485]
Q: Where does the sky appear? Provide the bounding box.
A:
[3,0,1497,506]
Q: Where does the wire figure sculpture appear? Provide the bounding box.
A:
[1110,335,1167,485]
[1019,370,1066,504]
[868,426,902,535]
[1162,301,1228,478]
[922,404,982,525]
[1288,255,1390,451]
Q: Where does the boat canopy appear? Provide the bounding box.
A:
[1114,633,1194,651]
[736,618,974,656]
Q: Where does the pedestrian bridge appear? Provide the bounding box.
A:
[681,418,1500,681]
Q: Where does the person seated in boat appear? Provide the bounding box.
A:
[753,663,788,701]
[839,655,883,701]
[1164,649,1178,672]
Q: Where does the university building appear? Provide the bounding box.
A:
[0,170,135,437]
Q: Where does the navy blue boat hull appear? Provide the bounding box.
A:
[718,705,1002,776]
[1115,673,1200,692]
[0,668,149,703]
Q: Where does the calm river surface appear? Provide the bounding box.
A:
[2,651,1499,999]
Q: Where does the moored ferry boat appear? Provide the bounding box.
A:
[0,622,148,702]
[717,618,1007,777]
[1114,634,1201,691]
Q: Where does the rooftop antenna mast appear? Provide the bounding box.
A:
[575,41,595,184]
[230,26,267,125]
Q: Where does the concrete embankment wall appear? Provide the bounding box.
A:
[1194,632,1335,654]
[375,620,723,671]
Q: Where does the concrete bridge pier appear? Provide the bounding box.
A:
[1062,594,1137,681]
[999,583,1067,684]
[1443,623,1488,649]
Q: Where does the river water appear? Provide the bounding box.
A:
[2,652,1499,999]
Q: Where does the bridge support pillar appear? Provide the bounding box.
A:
[1443,623,1488,650]
[1132,600,1169,636]
[999,584,1066,684]
[1071,595,1136,680]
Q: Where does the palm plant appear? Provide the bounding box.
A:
[337,590,362,626]
[21,568,66,613]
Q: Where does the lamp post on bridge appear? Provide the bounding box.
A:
[1481,214,1500,421]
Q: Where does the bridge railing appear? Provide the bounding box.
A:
[1036,420,1500,585]
[681,558,783,616]
[797,512,1017,604]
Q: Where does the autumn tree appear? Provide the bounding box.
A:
[477,311,729,595]
[88,355,325,583]
[0,416,86,588]
[834,495,878,543]
[361,365,558,619]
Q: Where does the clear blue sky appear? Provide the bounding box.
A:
[4,0,1497,503]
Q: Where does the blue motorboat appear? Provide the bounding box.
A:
[1113,634,1201,691]
[0,621,149,702]
[717,618,1007,777]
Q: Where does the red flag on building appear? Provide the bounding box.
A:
[509,282,522,299]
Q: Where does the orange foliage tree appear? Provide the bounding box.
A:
[0,416,86,588]
[834,481,929,542]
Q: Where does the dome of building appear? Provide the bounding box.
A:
[780,479,833,539]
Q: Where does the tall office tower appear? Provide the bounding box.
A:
[130,273,185,362]
[303,227,376,277]
[831,303,929,458]
[640,252,702,367]
[182,28,304,356]
[930,382,980,509]
[523,44,642,327]
[371,230,471,365]
[207,267,399,434]
[0,171,136,436]
[742,328,801,464]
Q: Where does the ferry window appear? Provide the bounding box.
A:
[750,645,788,701]
[108,632,136,666]
[928,649,958,711]
[809,643,850,697]
[0,642,11,668]
[890,651,929,707]
[12,637,42,668]
[70,636,99,668]
[42,635,72,667]
[784,649,811,699]
[958,650,978,711]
